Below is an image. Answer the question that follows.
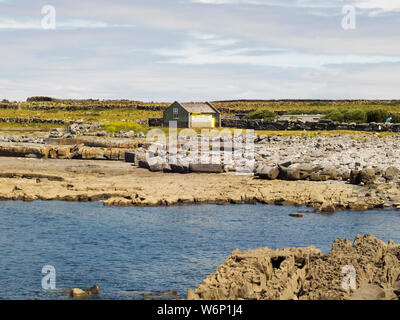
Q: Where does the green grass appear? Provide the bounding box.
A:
[212,101,400,113]
[0,108,162,123]
[0,122,63,130]
[243,108,276,120]
[101,121,146,133]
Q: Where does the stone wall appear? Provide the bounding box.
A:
[0,104,18,109]
[149,117,400,132]
[0,117,96,127]
[221,118,400,132]
[148,118,163,127]
[27,105,139,111]
[0,117,68,125]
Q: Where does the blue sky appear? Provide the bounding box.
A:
[1,0,400,101]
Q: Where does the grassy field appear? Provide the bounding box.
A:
[0,108,162,123]
[0,105,162,133]
[1,99,400,133]
[212,100,400,113]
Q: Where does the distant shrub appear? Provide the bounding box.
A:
[391,114,400,123]
[343,109,366,123]
[27,96,54,102]
[323,109,344,122]
[244,108,276,120]
[366,109,388,123]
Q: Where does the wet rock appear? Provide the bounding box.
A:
[289,212,303,218]
[142,290,178,297]
[316,201,335,213]
[67,285,100,299]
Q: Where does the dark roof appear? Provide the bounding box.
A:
[178,102,219,114]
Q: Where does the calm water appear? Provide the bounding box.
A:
[0,201,400,300]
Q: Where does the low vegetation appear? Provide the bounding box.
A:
[243,108,276,120]
[212,100,400,113]
[101,121,145,133]
[322,108,395,124]
[0,99,400,133]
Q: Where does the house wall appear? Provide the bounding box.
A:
[163,102,189,128]
[163,102,222,128]
[190,113,217,128]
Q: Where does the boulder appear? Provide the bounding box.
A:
[138,160,150,170]
[149,162,167,172]
[124,152,135,163]
[278,166,300,180]
[255,165,280,180]
[170,161,190,174]
[350,168,376,185]
[316,201,335,213]
[359,168,377,185]
[350,170,361,185]
[383,167,400,181]
[350,284,397,300]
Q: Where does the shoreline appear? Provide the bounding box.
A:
[0,157,398,212]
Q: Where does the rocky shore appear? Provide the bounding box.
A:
[0,156,399,212]
[187,235,400,300]
[0,127,400,213]
[0,132,399,211]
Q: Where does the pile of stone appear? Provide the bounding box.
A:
[253,134,400,185]
[67,123,100,136]
[188,235,400,300]
[0,135,45,144]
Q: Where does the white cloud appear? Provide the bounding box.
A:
[191,0,400,14]
[189,32,239,46]
[154,33,400,69]
[0,19,41,30]
[0,18,134,30]
[354,0,400,14]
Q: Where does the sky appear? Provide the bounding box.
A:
[0,0,400,101]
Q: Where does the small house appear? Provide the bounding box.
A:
[163,102,221,128]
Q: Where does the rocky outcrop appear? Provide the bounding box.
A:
[188,235,400,300]
[0,142,133,161]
